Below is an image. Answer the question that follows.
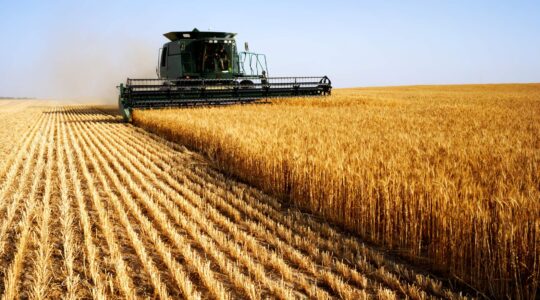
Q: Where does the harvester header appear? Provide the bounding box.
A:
[118,28,331,121]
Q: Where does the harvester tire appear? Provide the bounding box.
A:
[240,80,254,89]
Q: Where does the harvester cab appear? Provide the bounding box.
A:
[118,28,331,122]
[158,29,243,79]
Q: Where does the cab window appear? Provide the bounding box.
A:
[160,47,168,67]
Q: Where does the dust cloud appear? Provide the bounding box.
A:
[41,30,156,104]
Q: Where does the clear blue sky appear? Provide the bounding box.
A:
[1,0,539,100]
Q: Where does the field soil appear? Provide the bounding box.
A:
[0,101,469,299]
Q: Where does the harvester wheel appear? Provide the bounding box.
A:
[240,80,254,89]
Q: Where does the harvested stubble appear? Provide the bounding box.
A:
[0,102,467,299]
[134,84,540,299]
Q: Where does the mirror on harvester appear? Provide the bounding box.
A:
[244,42,249,52]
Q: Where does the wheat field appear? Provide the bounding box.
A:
[0,101,471,299]
[134,84,540,299]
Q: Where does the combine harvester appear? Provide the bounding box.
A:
[118,28,332,121]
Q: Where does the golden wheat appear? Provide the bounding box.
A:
[134,84,540,299]
[29,108,57,300]
[0,101,479,299]
[60,109,109,299]
[2,108,55,300]
[57,121,80,300]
